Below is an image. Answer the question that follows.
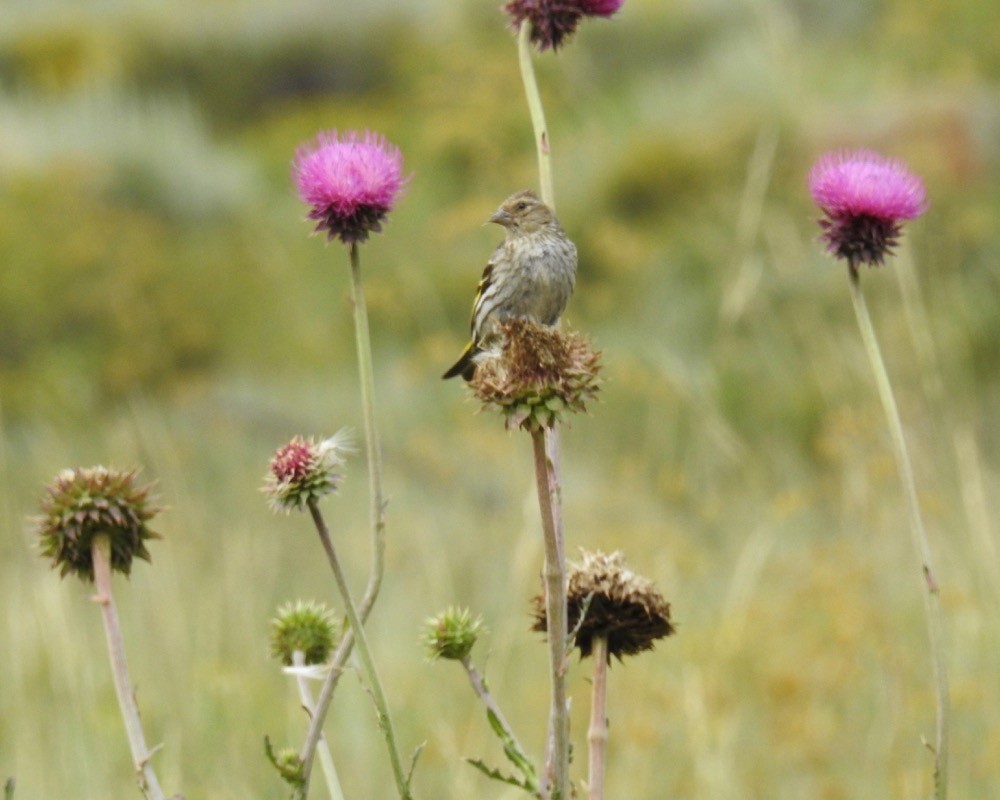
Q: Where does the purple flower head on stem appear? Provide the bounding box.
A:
[293,130,408,245]
[504,0,625,51]
[579,0,624,16]
[808,149,928,271]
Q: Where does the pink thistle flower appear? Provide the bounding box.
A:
[504,0,625,51]
[293,130,407,245]
[808,149,928,270]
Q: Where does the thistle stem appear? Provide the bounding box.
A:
[291,651,345,800]
[298,241,390,797]
[517,24,570,797]
[90,535,166,800]
[587,637,609,800]
[460,656,539,792]
[307,500,412,799]
[348,241,388,610]
[517,23,555,209]
[847,268,949,799]
[531,427,570,800]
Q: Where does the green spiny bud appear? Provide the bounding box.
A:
[269,600,338,666]
[422,607,484,661]
[33,466,161,582]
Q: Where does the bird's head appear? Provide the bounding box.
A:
[489,190,556,235]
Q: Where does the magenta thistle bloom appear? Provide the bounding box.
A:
[504,0,624,51]
[809,149,928,270]
[293,130,407,245]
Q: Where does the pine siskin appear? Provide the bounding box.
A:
[443,190,577,381]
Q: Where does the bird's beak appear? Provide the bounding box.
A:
[489,209,513,227]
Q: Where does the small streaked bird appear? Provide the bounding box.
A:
[443,190,577,380]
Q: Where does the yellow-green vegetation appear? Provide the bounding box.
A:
[1,0,998,797]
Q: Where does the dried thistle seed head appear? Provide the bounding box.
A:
[262,431,351,513]
[269,600,338,666]
[532,550,675,661]
[422,607,485,661]
[33,466,161,582]
[471,318,601,432]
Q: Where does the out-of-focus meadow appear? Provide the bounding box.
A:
[2,0,998,796]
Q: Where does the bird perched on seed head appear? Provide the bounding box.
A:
[443,190,577,380]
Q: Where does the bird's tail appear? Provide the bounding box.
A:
[442,341,477,381]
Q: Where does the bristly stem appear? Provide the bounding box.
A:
[291,651,345,800]
[460,656,539,793]
[90,535,166,800]
[847,267,949,799]
[517,24,570,798]
[297,241,390,797]
[531,428,570,800]
[308,499,412,800]
[587,636,609,800]
[517,22,555,209]
[347,241,388,608]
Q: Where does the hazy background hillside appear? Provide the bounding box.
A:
[2,0,998,797]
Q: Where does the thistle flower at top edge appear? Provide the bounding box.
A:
[503,0,625,51]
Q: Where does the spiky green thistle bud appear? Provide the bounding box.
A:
[264,736,305,789]
[422,607,484,661]
[269,600,338,666]
[33,466,161,581]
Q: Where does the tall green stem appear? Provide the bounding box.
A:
[517,23,569,799]
[348,241,388,605]
[517,23,555,209]
[308,500,412,800]
[531,428,569,800]
[298,241,390,797]
[847,268,949,799]
[91,535,167,800]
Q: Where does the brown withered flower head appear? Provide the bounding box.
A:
[532,550,675,661]
[471,318,601,433]
[34,466,161,582]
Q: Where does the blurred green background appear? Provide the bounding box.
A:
[2,0,998,797]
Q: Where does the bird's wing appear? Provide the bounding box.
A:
[469,258,497,337]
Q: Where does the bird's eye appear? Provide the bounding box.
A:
[515,201,528,211]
